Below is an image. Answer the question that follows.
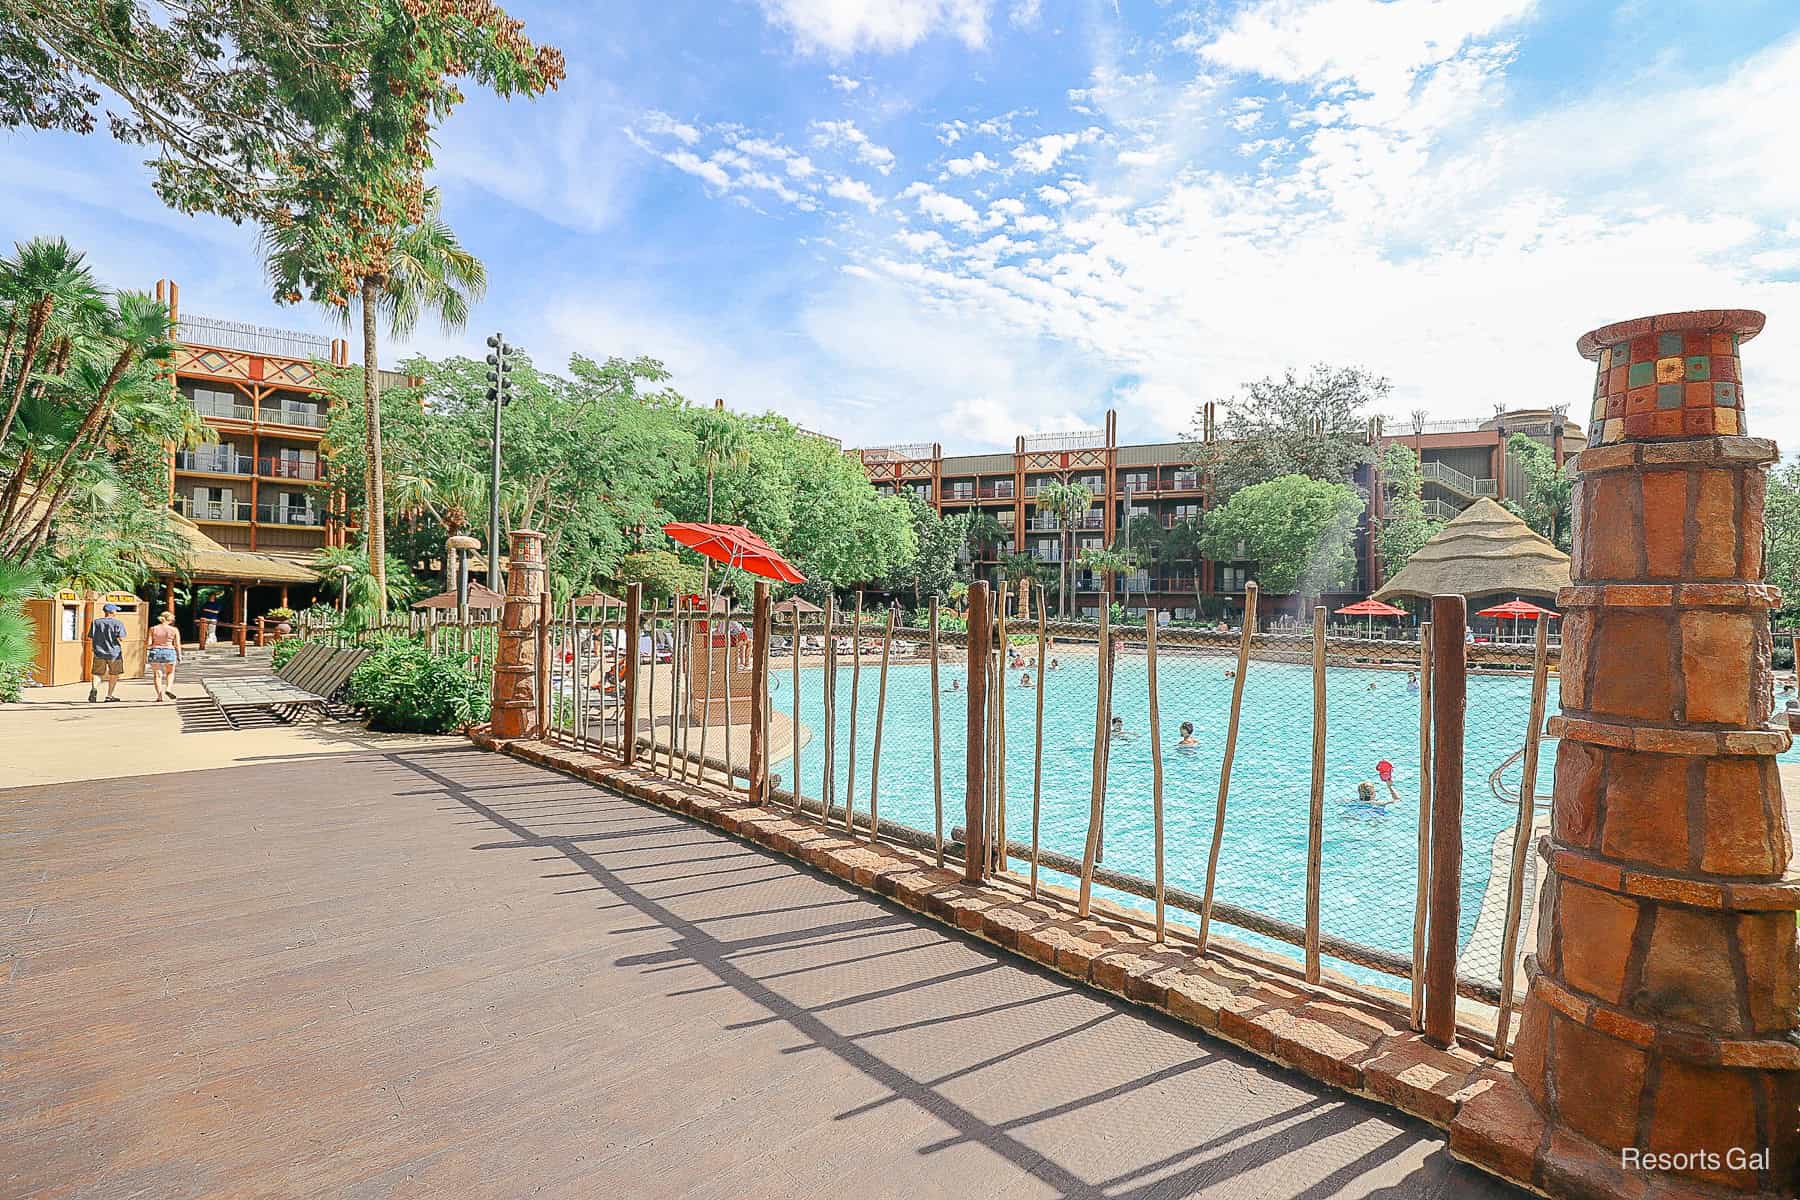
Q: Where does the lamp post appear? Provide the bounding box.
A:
[483,333,515,593]
[448,534,481,625]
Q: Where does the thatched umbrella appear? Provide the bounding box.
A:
[412,582,506,610]
[1373,497,1570,604]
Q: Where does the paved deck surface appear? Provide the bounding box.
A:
[1,744,1519,1198]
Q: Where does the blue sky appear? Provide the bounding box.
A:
[8,0,1800,453]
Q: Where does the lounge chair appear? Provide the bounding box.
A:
[202,644,371,727]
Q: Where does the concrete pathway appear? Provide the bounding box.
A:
[1,736,1520,1198]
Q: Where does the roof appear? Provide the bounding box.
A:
[1372,497,1570,603]
[152,513,320,585]
[413,583,506,610]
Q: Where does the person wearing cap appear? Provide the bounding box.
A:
[87,603,129,703]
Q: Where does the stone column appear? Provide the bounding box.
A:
[1460,310,1797,1198]
[490,529,545,740]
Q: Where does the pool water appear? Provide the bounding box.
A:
[770,652,1553,988]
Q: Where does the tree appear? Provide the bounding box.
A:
[0,238,99,454]
[1077,547,1130,611]
[1374,443,1443,581]
[1188,364,1386,499]
[884,493,963,607]
[1,290,176,556]
[616,549,701,603]
[1113,511,1162,614]
[309,544,418,628]
[1200,474,1365,598]
[1763,459,1800,626]
[1161,514,1208,618]
[963,510,1006,563]
[268,188,486,614]
[7,2,562,309]
[1504,432,1572,552]
[1033,480,1093,617]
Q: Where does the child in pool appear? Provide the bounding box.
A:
[1177,721,1198,747]
[1110,716,1132,739]
[1020,671,1033,688]
[1406,671,1420,693]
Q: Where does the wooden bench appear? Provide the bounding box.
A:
[202,644,371,727]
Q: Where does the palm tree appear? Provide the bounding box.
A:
[1077,547,1129,613]
[390,461,487,589]
[1,292,176,556]
[964,510,1005,561]
[308,543,420,629]
[1000,550,1041,621]
[0,238,100,454]
[1162,514,1208,619]
[267,188,486,615]
[692,407,749,524]
[1033,480,1092,618]
[691,406,749,596]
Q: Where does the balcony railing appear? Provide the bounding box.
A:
[260,457,324,481]
[979,482,1015,498]
[256,504,326,527]
[264,405,327,429]
[193,398,254,423]
[1422,497,1462,521]
[174,449,253,475]
[179,314,331,360]
[175,497,251,522]
[1030,546,1062,563]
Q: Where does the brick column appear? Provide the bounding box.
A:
[490,529,545,740]
[1454,310,1798,1199]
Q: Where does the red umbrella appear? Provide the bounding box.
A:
[1334,597,1407,637]
[1476,599,1557,619]
[662,522,806,584]
[1477,598,1558,644]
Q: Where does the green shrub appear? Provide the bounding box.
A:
[0,560,46,703]
[346,639,492,733]
[270,637,308,670]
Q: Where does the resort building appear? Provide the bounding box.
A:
[854,406,1586,618]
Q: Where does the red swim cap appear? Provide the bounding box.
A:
[1377,760,1395,782]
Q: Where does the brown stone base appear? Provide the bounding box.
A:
[468,730,1505,1129]
[1450,1070,1792,1200]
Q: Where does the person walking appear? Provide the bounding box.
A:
[147,609,181,702]
[197,593,222,653]
[87,603,128,704]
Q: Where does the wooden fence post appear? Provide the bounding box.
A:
[623,584,642,765]
[1304,604,1327,983]
[963,580,991,884]
[536,592,551,740]
[1410,621,1433,1031]
[749,582,770,804]
[1425,594,1467,1048]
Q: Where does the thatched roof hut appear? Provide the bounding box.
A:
[153,512,319,586]
[1373,498,1569,603]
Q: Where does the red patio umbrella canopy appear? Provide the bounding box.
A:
[1335,598,1407,617]
[662,522,806,584]
[1477,599,1558,619]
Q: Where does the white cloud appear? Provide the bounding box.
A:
[827,177,882,211]
[810,119,898,175]
[758,0,993,56]
[943,151,999,176]
[1012,132,1088,173]
[828,73,864,93]
[638,110,701,145]
[663,149,732,190]
[1117,148,1163,167]
[911,186,983,230]
[1037,185,1072,206]
[1009,0,1042,29]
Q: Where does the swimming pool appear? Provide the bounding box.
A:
[770,651,1552,990]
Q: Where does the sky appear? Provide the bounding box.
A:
[8,0,1800,455]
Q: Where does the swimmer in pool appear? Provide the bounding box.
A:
[1355,778,1401,807]
[1020,671,1033,688]
[1406,671,1419,693]
[1177,721,1198,747]
[948,677,961,693]
[1049,657,1060,670]
[1224,668,1236,681]
[1110,716,1131,739]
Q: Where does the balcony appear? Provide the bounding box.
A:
[1422,498,1461,521]
[175,448,253,476]
[175,497,251,522]
[978,483,1014,499]
[259,457,325,482]
[256,504,326,527]
[1030,546,1062,563]
[263,404,327,429]
[193,398,253,423]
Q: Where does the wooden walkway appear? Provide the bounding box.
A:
[0,746,1519,1198]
